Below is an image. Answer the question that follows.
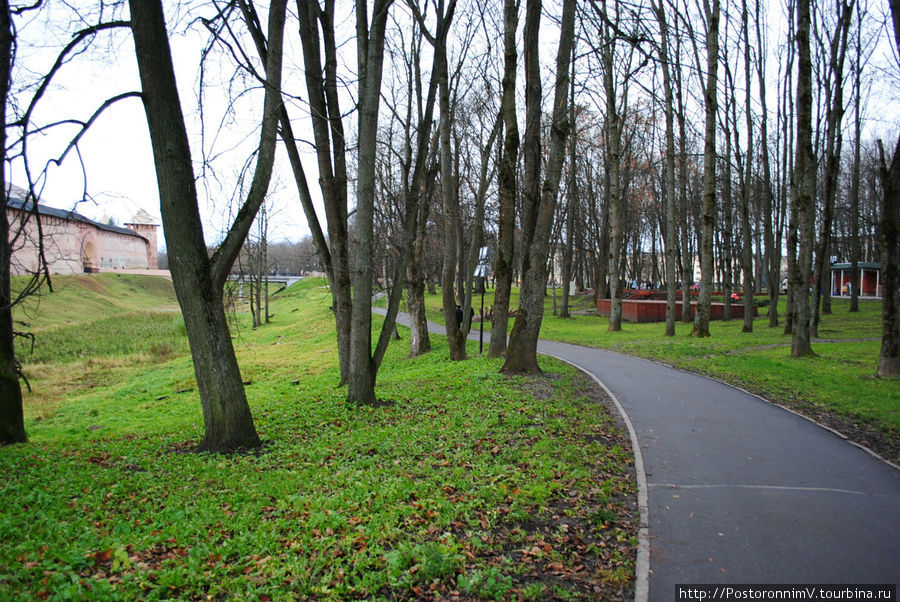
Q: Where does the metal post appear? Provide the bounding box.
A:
[479,276,485,354]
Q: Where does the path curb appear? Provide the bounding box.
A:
[544,353,650,602]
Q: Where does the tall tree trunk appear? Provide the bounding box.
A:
[740,0,755,333]
[693,0,720,338]
[407,192,432,357]
[722,144,734,322]
[812,0,853,336]
[754,0,779,327]
[0,0,25,445]
[849,5,862,313]
[347,0,393,405]
[489,0,520,358]
[659,2,678,337]
[877,137,900,377]
[781,20,796,336]
[593,167,611,303]
[129,0,286,451]
[436,29,466,361]
[502,0,575,374]
[876,0,900,376]
[791,0,815,357]
[560,51,577,320]
[674,31,693,324]
[295,0,352,385]
[600,0,624,333]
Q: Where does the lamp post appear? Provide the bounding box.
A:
[475,246,492,354]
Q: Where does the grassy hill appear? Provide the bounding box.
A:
[11,274,185,418]
[13,273,179,331]
[2,276,638,600]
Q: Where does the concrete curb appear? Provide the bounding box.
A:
[543,352,651,602]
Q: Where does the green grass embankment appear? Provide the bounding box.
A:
[2,275,637,600]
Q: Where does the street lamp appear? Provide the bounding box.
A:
[474,246,492,354]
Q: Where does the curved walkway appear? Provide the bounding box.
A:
[381,310,900,600]
[538,340,899,600]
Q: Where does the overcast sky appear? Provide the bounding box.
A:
[11,2,317,251]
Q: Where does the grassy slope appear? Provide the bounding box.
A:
[13,273,179,331]
[416,288,898,462]
[12,274,186,420]
[1,276,637,600]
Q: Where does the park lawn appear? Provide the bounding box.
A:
[419,288,898,461]
[1,276,638,600]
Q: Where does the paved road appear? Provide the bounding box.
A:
[380,310,900,600]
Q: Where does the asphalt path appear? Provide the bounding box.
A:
[378,309,900,601]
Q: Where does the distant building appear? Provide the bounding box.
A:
[5,185,159,275]
[830,262,882,298]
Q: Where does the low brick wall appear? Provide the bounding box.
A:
[596,298,757,323]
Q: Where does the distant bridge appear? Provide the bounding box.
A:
[227,274,304,293]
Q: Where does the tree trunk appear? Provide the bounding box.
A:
[849,9,862,313]
[656,0,678,337]
[693,0,720,338]
[599,0,624,333]
[813,0,853,335]
[347,0,393,405]
[784,183,799,336]
[502,0,575,374]
[435,24,466,361]
[675,40,693,325]
[407,197,431,357]
[295,0,353,385]
[791,0,815,357]
[489,0,519,358]
[877,137,900,377]
[876,0,900,375]
[722,144,734,322]
[560,52,577,320]
[0,0,26,445]
[740,0,754,333]
[755,0,779,327]
[503,0,543,371]
[129,0,285,451]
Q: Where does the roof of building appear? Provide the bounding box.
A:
[830,262,881,270]
[5,185,148,242]
[126,209,159,226]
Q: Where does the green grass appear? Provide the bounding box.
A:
[12,273,178,331]
[1,275,637,600]
[418,287,898,456]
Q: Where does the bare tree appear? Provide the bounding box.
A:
[0,0,24,445]
[560,45,577,320]
[875,1,899,377]
[790,0,816,357]
[848,0,864,313]
[502,0,575,373]
[877,136,900,377]
[128,0,286,451]
[652,0,679,336]
[428,0,466,361]
[1,3,136,444]
[811,0,854,337]
[692,0,720,338]
[755,0,780,327]
[488,0,519,358]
